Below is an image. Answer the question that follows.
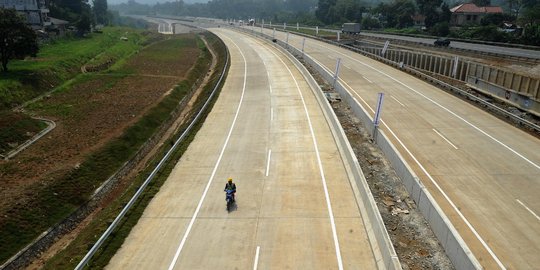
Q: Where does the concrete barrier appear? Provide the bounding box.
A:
[257,29,482,270]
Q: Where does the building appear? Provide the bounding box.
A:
[0,0,50,29]
[48,17,69,36]
[450,3,503,26]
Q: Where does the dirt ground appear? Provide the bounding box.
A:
[333,101,454,270]
[0,35,200,220]
[25,36,219,270]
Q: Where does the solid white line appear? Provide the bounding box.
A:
[260,40,343,269]
[433,129,459,149]
[316,42,540,172]
[390,95,405,107]
[516,199,540,221]
[265,149,272,177]
[167,36,248,270]
[266,69,273,93]
[320,63,507,269]
[362,76,373,83]
[253,246,261,270]
[271,107,274,122]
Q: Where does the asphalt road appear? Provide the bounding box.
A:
[359,32,540,60]
[241,23,540,60]
[107,28,381,269]
[257,26,540,269]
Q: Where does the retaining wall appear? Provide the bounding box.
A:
[354,41,540,116]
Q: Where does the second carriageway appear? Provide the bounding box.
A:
[252,25,540,269]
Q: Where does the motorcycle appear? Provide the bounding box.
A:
[225,189,235,212]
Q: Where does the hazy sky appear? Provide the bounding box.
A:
[109,0,209,5]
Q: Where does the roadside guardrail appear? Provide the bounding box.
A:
[239,25,483,269]
[234,25,402,270]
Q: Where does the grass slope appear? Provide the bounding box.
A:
[0,33,205,265]
[42,32,228,270]
[0,27,150,110]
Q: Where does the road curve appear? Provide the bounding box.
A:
[260,27,540,269]
[106,28,381,269]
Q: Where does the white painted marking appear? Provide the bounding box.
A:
[265,149,272,177]
[362,76,373,83]
[253,246,261,270]
[319,62,507,269]
[516,199,540,221]
[390,95,405,107]
[266,69,273,93]
[258,40,343,270]
[433,129,459,149]
[343,63,352,70]
[317,42,539,172]
[270,107,274,122]
[167,36,248,270]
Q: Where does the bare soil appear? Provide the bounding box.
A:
[25,35,219,270]
[333,102,454,270]
[0,35,200,223]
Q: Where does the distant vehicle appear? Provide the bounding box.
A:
[434,38,450,47]
[238,20,244,26]
[248,19,255,26]
[342,23,361,34]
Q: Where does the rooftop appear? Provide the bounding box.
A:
[450,3,503,14]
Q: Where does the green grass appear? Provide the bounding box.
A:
[0,34,208,265]
[0,111,47,154]
[0,27,152,110]
[41,31,228,270]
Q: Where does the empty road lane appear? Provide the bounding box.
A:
[107,28,381,269]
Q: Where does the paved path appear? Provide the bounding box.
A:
[107,28,380,269]
[262,27,540,269]
[360,32,540,60]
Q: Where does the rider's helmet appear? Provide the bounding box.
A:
[228,178,233,183]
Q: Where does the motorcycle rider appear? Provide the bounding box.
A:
[224,178,236,202]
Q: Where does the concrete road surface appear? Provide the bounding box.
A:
[256,27,540,269]
[107,29,381,269]
[359,32,540,60]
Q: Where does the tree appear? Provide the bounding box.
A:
[472,0,491,6]
[0,8,39,72]
[417,0,442,27]
[373,0,415,28]
[93,0,109,25]
[316,0,338,24]
[440,2,451,23]
[76,8,92,35]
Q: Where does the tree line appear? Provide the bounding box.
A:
[48,0,110,32]
[0,0,111,72]
[111,0,539,45]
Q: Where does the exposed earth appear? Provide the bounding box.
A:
[0,35,200,226]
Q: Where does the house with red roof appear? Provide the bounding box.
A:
[450,3,503,26]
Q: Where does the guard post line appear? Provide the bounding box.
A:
[373,92,385,140]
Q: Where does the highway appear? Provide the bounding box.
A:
[254,26,540,269]
[359,32,540,60]
[107,28,382,269]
